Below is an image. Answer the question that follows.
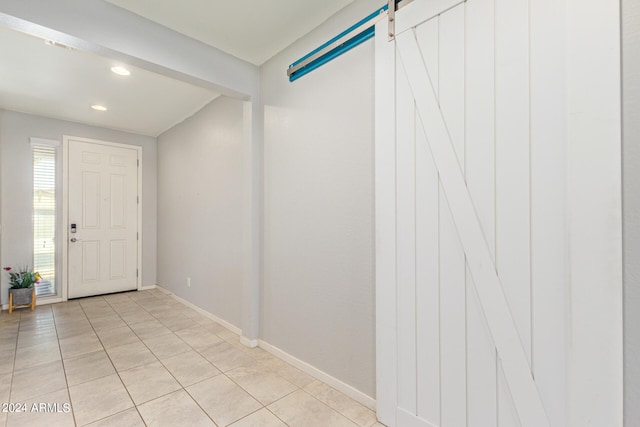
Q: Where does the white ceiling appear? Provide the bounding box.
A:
[0,27,219,137]
[0,0,355,136]
[105,0,355,65]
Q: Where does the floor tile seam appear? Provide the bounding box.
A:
[224,369,301,413]
[68,300,120,366]
[223,364,301,404]
[92,296,154,358]
[291,387,359,426]
[3,386,74,425]
[115,333,200,411]
[72,298,142,424]
[181,380,247,427]
[171,324,292,383]
[302,383,375,427]
[65,367,115,389]
[128,326,170,343]
[103,293,147,322]
[9,316,63,378]
[264,405,293,427]
[171,369,224,390]
[16,327,58,349]
[164,329,231,372]
[74,406,142,427]
[126,325,187,364]
[4,320,20,414]
[173,331,224,354]
[51,304,81,427]
[121,303,173,340]
[230,406,292,427]
[115,371,183,407]
[6,383,70,407]
[141,336,194,359]
[81,294,139,326]
[91,371,137,422]
[149,333,225,388]
[10,368,76,423]
[94,328,140,353]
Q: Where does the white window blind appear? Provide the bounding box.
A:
[33,144,56,297]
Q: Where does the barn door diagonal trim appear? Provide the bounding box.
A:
[395,28,550,427]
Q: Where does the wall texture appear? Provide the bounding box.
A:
[157,96,244,328]
[623,0,640,424]
[0,109,158,301]
[260,0,376,398]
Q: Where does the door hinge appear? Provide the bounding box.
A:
[136,269,139,278]
[137,232,139,241]
[137,195,139,204]
[137,159,139,167]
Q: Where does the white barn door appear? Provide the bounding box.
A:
[375,1,622,427]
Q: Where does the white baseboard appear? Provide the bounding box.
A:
[155,285,242,335]
[154,286,376,411]
[240,336,258,348]
[139,285,157,291]
[258,339,376,410]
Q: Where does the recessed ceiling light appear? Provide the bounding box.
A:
[110,66,131,76]
[91,105,107,111]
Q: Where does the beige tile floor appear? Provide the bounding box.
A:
[0,289,385,427]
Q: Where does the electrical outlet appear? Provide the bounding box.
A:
[187,277,191,287]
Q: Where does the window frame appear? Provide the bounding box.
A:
[30,137,61,301]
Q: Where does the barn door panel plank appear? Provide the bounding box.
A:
[439,187,467,427]
[416,17,439,98]
[495,0,532,365]
[435,6,468,427]
[495,0,532,425]
[374,17,398,426]
[439,6,465,167]
[414,17,441,424]
[396,55,418,415]
[530,0,568,425]
[464,0,498,424]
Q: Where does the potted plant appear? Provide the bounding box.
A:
[3,266,40,313]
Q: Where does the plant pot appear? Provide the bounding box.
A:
[8,287,35,313]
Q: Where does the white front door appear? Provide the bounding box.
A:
[67,138,139,299]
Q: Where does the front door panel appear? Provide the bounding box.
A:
[68,139,138,298]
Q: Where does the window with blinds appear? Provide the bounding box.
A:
[33,144,56,297]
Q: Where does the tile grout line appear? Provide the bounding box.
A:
[4,291,376,427]
[93,293,153,426]
[3,310,21,427]
[52,303,80,427]
[118,295,219,426]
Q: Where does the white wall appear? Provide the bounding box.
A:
[260,0,376,398]
[0,109,157,301]
[157,96,244,328]
[623,0,640,424]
